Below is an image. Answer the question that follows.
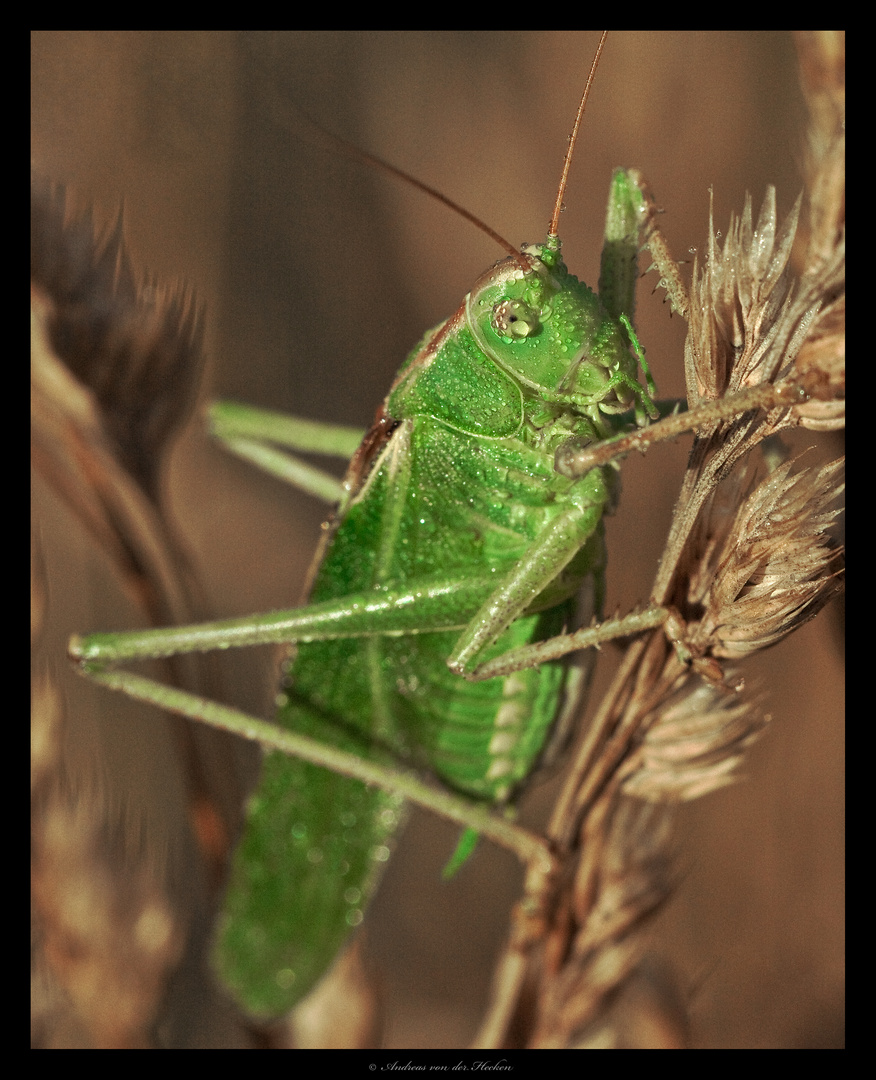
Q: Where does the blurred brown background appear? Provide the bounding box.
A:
[32,31,843,1048]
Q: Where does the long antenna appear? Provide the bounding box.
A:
[279,101,530,272]
[322,129,531,273]
[548,30,609,239]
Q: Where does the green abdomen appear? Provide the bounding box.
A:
[299,416,587,799]
[214,417,593,1017]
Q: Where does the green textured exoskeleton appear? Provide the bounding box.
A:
[214,170,657,1016]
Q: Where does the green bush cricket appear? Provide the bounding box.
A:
[48,31,842,1036]
[69,31,668,1015]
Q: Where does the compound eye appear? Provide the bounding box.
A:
[491,299,540,339]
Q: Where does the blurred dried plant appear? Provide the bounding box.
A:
[31,184,252,1046]
[475,29,844,1049]
[31,178,205,618]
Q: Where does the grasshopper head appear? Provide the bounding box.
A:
[465,241,643,418]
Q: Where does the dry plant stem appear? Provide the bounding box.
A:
[473,636,677,1048]
[477,31,844,1047]
[652,420,758,605]
[479,386,839,1045]
[551,634,687,849]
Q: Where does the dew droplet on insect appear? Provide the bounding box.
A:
[344,887,362,905]
[306,847,324,864]
[275,968,296,990]
[372,844,392,863]
[345,908,364,928]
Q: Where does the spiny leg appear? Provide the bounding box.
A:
[462,606,670,682]
[629,167,691,320]
[73,539,670,712]
[83,665,552,870]
[71,573,505,666]
[599,168,687,327]
[601,167,690,323]
[445,464,667,681]
[73,511,671,839]
[555,380,805,480]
